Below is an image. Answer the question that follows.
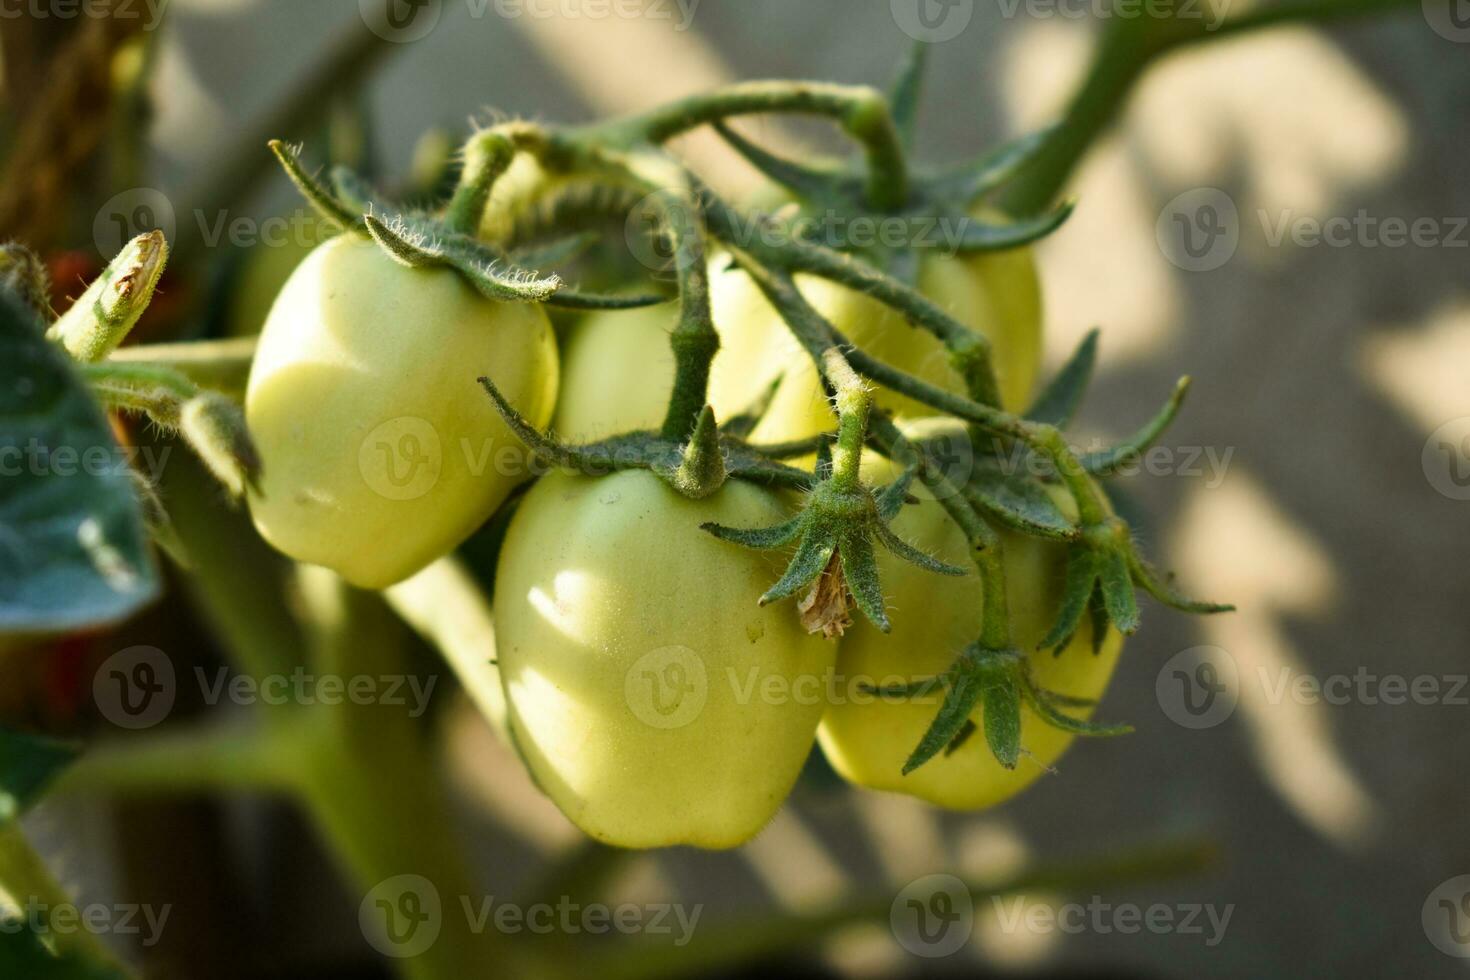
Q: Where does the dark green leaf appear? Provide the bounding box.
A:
[0,729,77,823]
[0,293,159,632]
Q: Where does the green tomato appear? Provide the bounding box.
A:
[494,469,834,849]
[246,236,558,590]
[225,211,332,337]
[709,228,1042,445]
[817,424,1121,810]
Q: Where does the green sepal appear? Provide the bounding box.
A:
[1040,544,1100,652]
[711,121,855,204]
[268,140,363,232]
[887,39,930,151]
[964,469,1076,540]
[1097,545,1141,636]
[950,199,1075,253]
[930,125,1058,206]
[1082,377,1190,476]
[1027,328,1099,428]
[363,212,561,302]
[981,666,1023,770]
[902,656,983,775]
[1128,548,1236,615]
[838,529,890,632]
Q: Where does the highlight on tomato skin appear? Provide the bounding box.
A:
[493,468,835,850]
[244,235,559,590]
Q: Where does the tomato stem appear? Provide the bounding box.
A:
[578,81,909,211]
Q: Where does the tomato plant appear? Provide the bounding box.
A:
[246,234,559,589]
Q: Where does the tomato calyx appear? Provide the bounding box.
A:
[866,642,1133,774]
[267,141,663,314]
[476,373,810,496]
[703,350,965,637]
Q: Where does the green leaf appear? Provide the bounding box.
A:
[0,293,159,632]
[0,730,77,824]
[965,469,1076,540]
[1027,328,1098,427]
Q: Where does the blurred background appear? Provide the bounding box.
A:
[2,0,1468,977]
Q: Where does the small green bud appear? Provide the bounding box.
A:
[48,230,168,362]
[179,391,261,498]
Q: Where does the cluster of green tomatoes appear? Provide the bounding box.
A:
[240,72,1226,849]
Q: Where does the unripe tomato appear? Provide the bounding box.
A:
[246,236,558,589]
[551,265,784,440]
[225,211,332,337]
[817,425,1121,810]
[494,469,834,849]
[710,235,1042,445]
